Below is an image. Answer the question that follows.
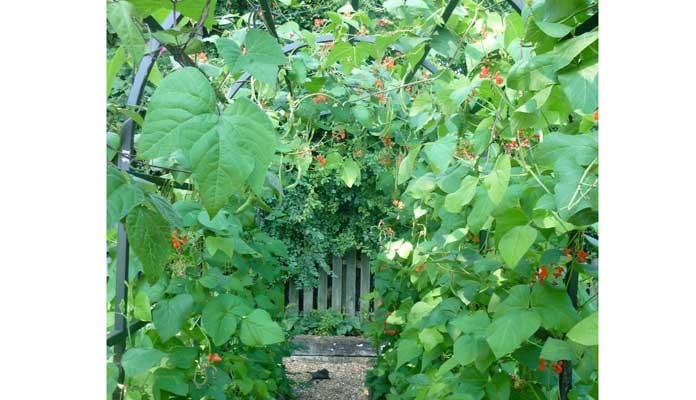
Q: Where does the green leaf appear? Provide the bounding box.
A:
[482,154,511,205]
[107,362,119,397]
[423,134,457,174]
[535,21,573,38]
[147,193,183,230]
[485,373,511,400]
[498,225,537,269]
[495,285,531,316]
[107,132,120,161]
[153,368,188,397]
[531,284,580,332]
[485,309,541,358]
[453,334,477,366]
[534,132,598,168]
[122,348,165,377]
[504,13,524,47]
[419,327,444,352]
[240,309,284,346]
[202,294,248,345]
[398,144,422,185]
[133,291,152,321]
[540,337,575,361]
[216,30,287,87]
[153,294,194,341]
[126,205,172,284]
[450,310,490,337]
[205,236,235,258]
[168,347,198,369]
[551,30,598,71]
[567,311,598,346]
[444,176,478,213]
[340,159,361,188]
[107,164,144,229]
[107,1,145,65]
[107,46,126,95]
[396,338,422,368]
[558,63,598,114]
[515,85,553,113]
[139,68,277,215]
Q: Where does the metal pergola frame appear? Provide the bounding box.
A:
[107,1,597,398]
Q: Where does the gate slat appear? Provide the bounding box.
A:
[360,252,371,312]
[332,255,342,312]
[345,250,356,316]
[287,281,298,316]
[303,287,314,314]
[318,269,328,311]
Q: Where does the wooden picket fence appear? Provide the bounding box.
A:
[286,250,373,316]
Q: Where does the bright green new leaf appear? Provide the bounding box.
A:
[126,205,172,284]
[482,154,511,205]
[423,134,457,174]
[205,236,235,258]
[535,21,573,38]
[340,159,361,187]
[107,1,145,65]
[396,338,422,368]
[504,13,524,47]
[567,311,598,346]
[202,294,248,345]
[133,291,152,321]
[398,144,422,185]
[453,334,477,366]
[540,337,575,362]
[153,294,194,342]
[216,30,287,87]
[107,164,144,229]
[498,225,537,268]
[419,327,444,352]
[121,348,165,377]
[240,309,284,346]
[107,46,126,95]
[444,176,478,213]
[531,284,580,332]
[485,309,541,358]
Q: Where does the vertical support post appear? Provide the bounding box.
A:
[345,250,357,316]
[318,269,328,311]
[560,230,582,400]
[359,252,371,313]
[332,255,343,312]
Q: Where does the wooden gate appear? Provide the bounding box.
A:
[286,250,372,316]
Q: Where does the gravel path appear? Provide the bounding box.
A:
[283,357,372,400]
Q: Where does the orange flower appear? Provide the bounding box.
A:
[552,361,563,374]
[563,247,573,257]
[415,263,425,273]
[207,353,222,363]
[593,109,598,121]
[385,227,394,235]
[553,265,565,278]
[479,66,490,78]
[381,56,395,70]
[197,52,208,63]
[171,231,182,250]
[314,154,326,166]
[378,18,389,27]
[375,78,383,88]
[577,249,588,263]
[493,71,504,85]
[538,358,547,371]
[384,329,396,336]
[314,18,324,28]
[381,136,394,147]
[313,94,327,104]
[535,265,549,283]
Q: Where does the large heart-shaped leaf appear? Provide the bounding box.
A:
[121,348,165,378]
[498,225,537,268]
[531,284,580,332]
[485,309,541,358]
[138,67,277,215]
[201,294,250,345]
[239,309,284,347]
[482,154,511,205]
[153,294,194,342]
[567,311,598,346]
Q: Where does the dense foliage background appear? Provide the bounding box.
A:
[107,0,598,398]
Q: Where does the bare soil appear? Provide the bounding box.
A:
[283,356,372,400]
